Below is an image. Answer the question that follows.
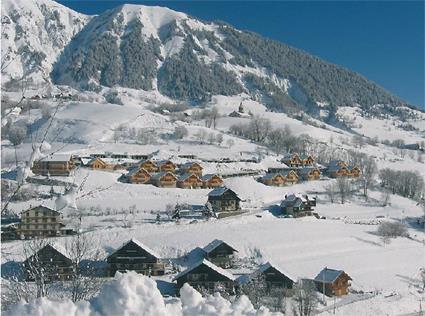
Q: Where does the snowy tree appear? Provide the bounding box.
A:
[248,116,271,142]
[292,280,318,316]
[173,126,188,140]
[8,125,27,167]
[336,177,351,204]
[216,133,224,146]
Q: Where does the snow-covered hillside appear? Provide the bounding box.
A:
[1,0,89,86]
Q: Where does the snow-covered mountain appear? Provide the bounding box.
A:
[1,0,89,87]
[1,0,420,120]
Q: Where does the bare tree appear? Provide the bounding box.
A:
[237,273,268,309]
[65,233,105,302]
[216,133,224,146]
[377,221,408,238]
[336,177,351,204]
[349,151,377,201]
[249,116,271,143]
[325,183,336,204]
[8,124,27,167]
[210,106,220,129]
[173,126,188,140]
[292,280,318,316]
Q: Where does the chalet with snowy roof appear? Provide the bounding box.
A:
[24,244,74,282]
[300,155,315,166]
[18,205,68,239]
[125,167,151,184]
[298,167,321,181]
[260,173,286,187]
[314,268,352,297]
[174,259,235,294]
[179,162,203,177]
[151,172,177,188]
[139,159,159,173]
[177,173,203,189]
[347,165,361,178]
[238,262,295,292]
[207,187,241,213]
[202,239,238,268]
[281,170,299,185]
[282,153,303,168]
[280,194,316,217]
[201,174,224,188]
[157,160,176,173]
[107,239,165,277]
[88,157,108,169]
[31,154,76,176]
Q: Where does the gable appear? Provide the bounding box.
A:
[108,240,159,262]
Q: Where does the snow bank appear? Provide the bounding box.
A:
[5,271,279,316]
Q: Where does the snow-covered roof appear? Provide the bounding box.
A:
[238,261,296,285]
[180,162,202,169]
[208,187,239,198]
[281,170,298,177]
[178,173,200,181]
[108,238,161,259]
[282,153,300,160]
[298,167,319,175]
[314,268,350,284]
[261,173,283,180]
[39,154,73,162]
[202,239,238,254]
[201,174,221,181]
[173,259,235,281]
[156,159,175,166]
[126,167,150,177]
[151,172,177,180]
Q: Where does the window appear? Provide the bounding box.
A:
[35,211,39,217]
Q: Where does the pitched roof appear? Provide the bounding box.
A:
[151,172,177,180]
[157,160,175,166]
[262,173,283,181]
[23,205,60,215]
[238,261,296,285]
[173,259,235,281]
[208,187,239,199]
[203,239,238,254]
[107,238,161,259]
[181,162,202,169]
[298,167,319,175]
[126,167,150,177]
[314,268,350,284]
[282,153,300,160]
[201,174,221,181]
[281,170,298,177]
[178,173,200,181]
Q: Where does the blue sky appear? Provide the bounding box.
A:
[59,1,424,108]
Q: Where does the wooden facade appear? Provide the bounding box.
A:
[139,159,159,173]
[158,160,176,173]
[151,172,177,188]
[260,173,286,186]
[280,194,316,217]
[282,170,299,184]
[314,268,352,297]
[207,187,241,212]
[174,259,235,294]
[203,239,238,269]
[177,173,203,189]
[24,244,74,282]
[107,239,165,277]
[180,162,203,177]
[32,154,75,176]
[301,155,315,166]
[327,165,350,178]
[348,166,361,178]
[282,154,303,168]
[299,167,321,181]
[126,167,151,184]
[18,206,67,239]
[201,174,224,188]
[89,157,108,169]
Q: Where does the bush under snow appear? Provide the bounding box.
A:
[5,271,280,316]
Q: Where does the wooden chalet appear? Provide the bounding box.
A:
[180,162,203,177]
[201,174,224,188]
[88,157,108,169]
[260,173,286,186]
[326,161,350,178]
[348,165,361,178]
[177,173,203,189]
[24,244,73,282]
[18,205,68,239]
[151,172,177,188]
[32,154,75,176]
[314,268,352,297]
[174,259,235,294]
[280,194,316,217]
[107,239,165,277]
[202,239,238,268]
[139,159,159,173]
[300,155,315,166]
[282,154,303,168]
[238,262,295,293]
[207,187,241,213]
[157,160,176,173]
[125,167,151,184]
[281,170,299,185]
[298,167,321,181]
